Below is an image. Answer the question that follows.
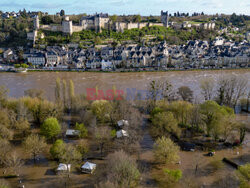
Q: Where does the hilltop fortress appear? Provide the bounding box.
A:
[29,11,215,37]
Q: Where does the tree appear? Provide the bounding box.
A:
[23,134,47,164]
[60,10,65,17]
[153,136,180,164]
[68,80,75,109]
[14,118,30,136]
[55,78,61,104]
[41,117,61,140]
[216,76,247,107]
[133,15,141,22]
[163,168,182,183]
[0,139,12,165]
[62,79,67,108]
[59,144,82,164]
[168,101,193,126]
[94,36,102,45]
[200,78,214,100]
[24,89,44,100]
[76,139,89,157]
[94,126,112,156]
[91,100,112,122]
[237,163,250,188]
[151,111,181,138]
[148,80,173,110]
[21,97,61,125]
[0,85,8,107]
[200,100,234,140]
[177,86,193,102]
[75,123,88,138]
[41,16,53,25]
[110,15,118,22]
[106,150,140,187]
[2,151,23,176]
[50,139,66,160]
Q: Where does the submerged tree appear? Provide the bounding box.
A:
[153,136,180,165]
[106,150,140,187]
[23,134,47,164]
[200,78,215,101]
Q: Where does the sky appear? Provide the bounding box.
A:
[0,0,249,15]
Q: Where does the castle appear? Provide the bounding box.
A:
[28,11,216,41]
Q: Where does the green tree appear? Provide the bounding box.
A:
[152,111,181,138]
[91,100,112,122]
[23,134,47,164]
[68,80,75,109]
[163,168,182,182]
[41,117,61,140]
[237,163,250,188]
[50,139,65,160]
[110,15,118,22]
[153,136,180,164]
[75,123,88,138]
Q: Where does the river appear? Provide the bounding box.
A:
[0,69,249,102]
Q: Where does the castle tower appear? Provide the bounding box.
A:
[62,16,73,35]
[161,10,169,27]
[34,15,40,30]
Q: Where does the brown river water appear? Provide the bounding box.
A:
[0,69,249,101]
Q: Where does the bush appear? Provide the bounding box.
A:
[75,123,88,138]
[163,168,182,182]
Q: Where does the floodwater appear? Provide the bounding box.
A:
[0,69,249,101]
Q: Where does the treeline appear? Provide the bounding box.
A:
[40,25,217,46]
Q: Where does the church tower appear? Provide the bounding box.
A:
[161,11,169,28]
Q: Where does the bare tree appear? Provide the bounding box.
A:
[3,151,24,176]
[24,89,44,100]
[94,126,112,156]
[23,134,47,164]
[177,86,193,102]
[106,150,140,187]
[200,78,214,100]
[216,75,248,107]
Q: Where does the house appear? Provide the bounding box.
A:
[116,130,129,138]
[101,59,113,70]
[3,49,13,59]
[66,129,80,137]
[117,120,129,128]
[27,53,46,66]
[81,162,96,174]
[56,163,71,174]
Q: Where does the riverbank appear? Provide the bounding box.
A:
[0,66,249,73]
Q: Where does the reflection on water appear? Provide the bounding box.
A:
[0,70,249,102]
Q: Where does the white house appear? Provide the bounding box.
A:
[65,129,80,137]
[117,120,129,128]
[101,59,113,70]
[116,130,129,138]
[56,163,71,173]
[81,162,96,174]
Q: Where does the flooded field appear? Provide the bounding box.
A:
[0,70,249,188]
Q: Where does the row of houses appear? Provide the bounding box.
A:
[1,37,249,70]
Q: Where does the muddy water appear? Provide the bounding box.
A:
[0,69,249,101]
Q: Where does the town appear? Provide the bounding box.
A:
[0,10,249,71]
